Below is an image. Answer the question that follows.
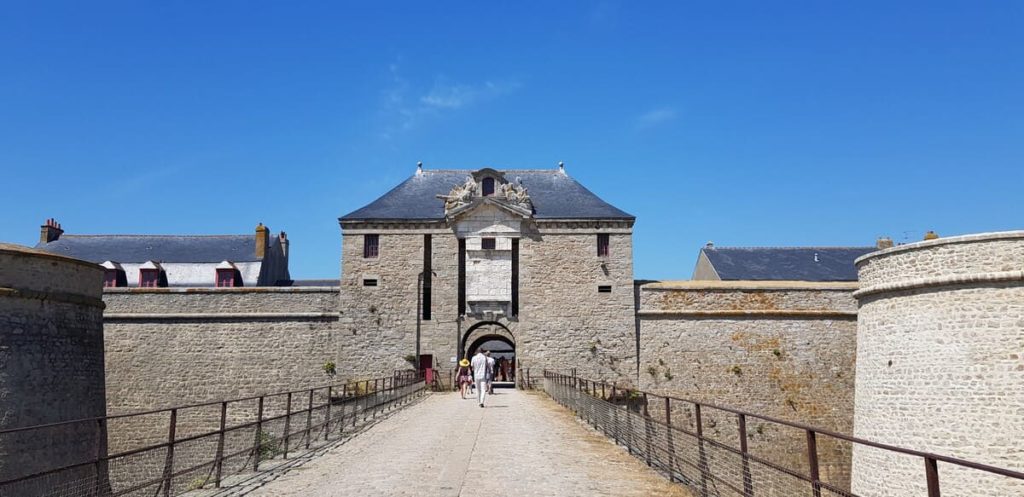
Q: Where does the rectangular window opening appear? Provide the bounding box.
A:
[363,234,379,258]
[422,234,432,321]
[363,278,378,287]
[597,234,610,257]
[216,269,236,288]
[104,269,119,288]
[598,285,612,293]
[481,237,496,250]
[140,269,161,288]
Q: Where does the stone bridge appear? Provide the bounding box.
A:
[234,388,689,497]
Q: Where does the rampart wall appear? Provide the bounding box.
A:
[0,244,107,495]
[851,231,1024,496]
[637,280,859,494]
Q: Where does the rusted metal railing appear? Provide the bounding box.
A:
[0,371,425,496]
[543,370,1024,497]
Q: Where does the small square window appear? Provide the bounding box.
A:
[216,268,237,288]
[104,269,119,288]
[363,278,378,287]
[364,234,379,258]
[598,285,612,293]
[140,269,161,288]
[597,234,610,257]
[481,238,496,250]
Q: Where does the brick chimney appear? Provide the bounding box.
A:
[876,236,894,250]
[278,231,289,259]
[255,223,269,259]
[39,218,63,244]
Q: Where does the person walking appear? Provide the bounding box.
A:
[485,350,496,394]
[470,349,489,407]
[456,358,472,399]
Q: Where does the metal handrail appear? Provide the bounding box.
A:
[543,370,1024,497]
[0,371,425,495]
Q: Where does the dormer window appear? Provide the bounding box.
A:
[482,177,495,196]
[216,261,242,287]
[101,261,126,288]
[138,261,165,288]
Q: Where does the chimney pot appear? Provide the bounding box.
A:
[876,236,894,250]
[923,230,939,241]
[40,218,64,244]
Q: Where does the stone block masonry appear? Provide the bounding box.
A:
[851,231,1024,496]
[637,280,858,495]
[0,244,107,496]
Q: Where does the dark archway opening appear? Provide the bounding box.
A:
[462,322,516,386]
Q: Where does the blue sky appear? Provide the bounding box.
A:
[1,2,1021,280]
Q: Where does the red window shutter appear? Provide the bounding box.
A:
[104,269,117,287]
[140,269,159,287]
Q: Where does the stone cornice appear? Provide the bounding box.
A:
[104,312,341,321]
[103,287,338,294]
[0,287,106,309]
[638,309,857,319]
[853,270,1024,300]
[855,230,1024,266]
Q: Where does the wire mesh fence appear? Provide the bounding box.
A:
[0,372,425,497]
[542,370,1024,497]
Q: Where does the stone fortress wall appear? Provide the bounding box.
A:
[0,244,107,495]
[637,280,859,492]
[850,230,1024,496]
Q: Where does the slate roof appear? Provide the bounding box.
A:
[700,247,875,282]
[35,235,272,264]
[341,170,633,221]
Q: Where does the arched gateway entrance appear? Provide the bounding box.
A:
[461,321,516,385]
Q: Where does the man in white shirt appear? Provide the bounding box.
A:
[470,349,490,407]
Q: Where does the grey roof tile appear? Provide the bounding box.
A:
[35,235,269,264]
[341,170,633,221]
[702,247,875,281]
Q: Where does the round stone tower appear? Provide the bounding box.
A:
[851,231,1024,495]
[0,244,107,493]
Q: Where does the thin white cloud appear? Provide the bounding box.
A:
[635,107,677,130]
[377,63,520,139]
[420,80,520,110]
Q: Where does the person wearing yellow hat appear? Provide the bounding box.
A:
[456,358,473,399]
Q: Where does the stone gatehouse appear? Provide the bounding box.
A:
[337,165,636,381]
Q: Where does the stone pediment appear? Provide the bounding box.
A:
[437,172,534,221]
[446,197,533,222]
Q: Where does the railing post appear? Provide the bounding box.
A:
[162,408,177,497]
[93,418,108,496]
[305,389,314,449]
[643,393,652,467]
[925,457,941,497]
[806,429,822,497]
[324,386,332,441]
[283,392,293,458]
[611,383,619,443]
[665,397,676,482]
[253,396,264,472]
[341,384,348,434]
[738,413,753,496]
[695,403,709,497]
[214,401,227,488]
